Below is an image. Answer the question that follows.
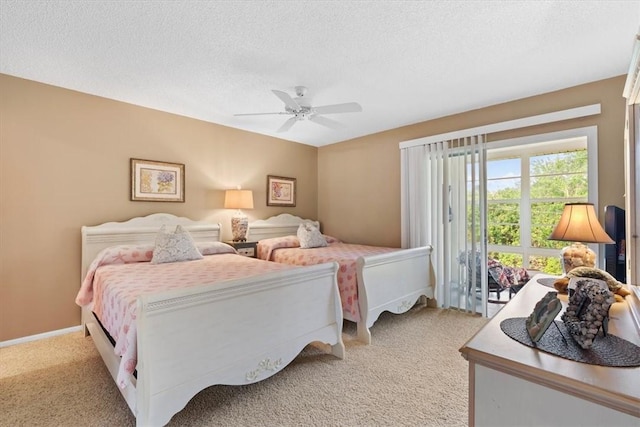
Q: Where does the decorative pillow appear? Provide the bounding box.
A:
[197,241,237,256]
[150,225,204,264]
[297,223,328,249]
[256,235,300,260]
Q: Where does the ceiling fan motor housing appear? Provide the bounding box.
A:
[286,105,312,117]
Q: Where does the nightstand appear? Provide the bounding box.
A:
[224,240,258,258]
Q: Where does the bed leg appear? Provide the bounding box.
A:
[312,341,345,359]
[81,308,92,337]
[331,341,346,360]
[356,322,371,345]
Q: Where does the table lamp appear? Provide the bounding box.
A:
[548,202,614,274]
[224,189,254,241]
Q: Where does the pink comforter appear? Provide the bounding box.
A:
[79,251,295,389]
[257,242,397,321]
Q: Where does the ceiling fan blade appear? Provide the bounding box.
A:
[234,112,288,116]
[272,90,301,111]
[308,115,345,130]
[313,102,362,115]
[276,117,298,133]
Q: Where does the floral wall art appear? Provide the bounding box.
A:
[130,158,185,202]
[266,175,296,207]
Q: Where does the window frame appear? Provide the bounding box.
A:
[484,126,599,270]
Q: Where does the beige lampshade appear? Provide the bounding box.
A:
[548,203,613,244]
[549,203,614,274]
[224,190,254,210]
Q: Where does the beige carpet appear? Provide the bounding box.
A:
[0,306,487,427]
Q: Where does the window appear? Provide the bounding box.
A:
[486,129,595,275]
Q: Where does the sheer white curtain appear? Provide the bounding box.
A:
[401,135,487,314]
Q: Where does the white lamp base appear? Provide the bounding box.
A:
[231,213,248,242]
[560,242,596,274]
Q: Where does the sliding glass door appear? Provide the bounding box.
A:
[400,136,488,315]
[401,122,599,318]
[447,140,487,314]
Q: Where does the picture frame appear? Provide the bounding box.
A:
[130,158,185,202]
[525,291,562,343]
[267,175,296,207]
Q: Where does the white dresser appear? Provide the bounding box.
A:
[460,274,640,427]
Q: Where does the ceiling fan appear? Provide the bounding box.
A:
[234,86,363,132]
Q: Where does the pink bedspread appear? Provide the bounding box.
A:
[257,242,397,321]
[81,253,295,389]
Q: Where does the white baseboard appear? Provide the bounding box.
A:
[0,325,83,348]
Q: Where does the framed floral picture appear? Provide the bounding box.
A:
[267,175,296,207]
[130,158,185,202]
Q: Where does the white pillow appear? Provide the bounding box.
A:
[197,241,237,256]
[151,225,204,264]
[297,223,328,249]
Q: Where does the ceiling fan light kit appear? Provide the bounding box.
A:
[235,86,362,132]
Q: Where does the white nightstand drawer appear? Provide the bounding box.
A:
[225,241,258,258]
[237,247,255,257]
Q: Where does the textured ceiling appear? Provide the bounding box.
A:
[1,1,639,147]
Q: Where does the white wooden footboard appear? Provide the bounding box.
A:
[356,246,433,344]
[87,262,343,427]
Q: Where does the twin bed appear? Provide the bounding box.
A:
[78,213,433,426]
[78,213,344,426]
[249,213,434,344]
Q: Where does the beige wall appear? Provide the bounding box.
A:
[0,74,318,341]
[318,76,627,247]
[1,74,627,341]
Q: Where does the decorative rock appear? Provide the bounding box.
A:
[561,278,615,349]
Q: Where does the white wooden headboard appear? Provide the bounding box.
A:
[81,213,221,281]
[248,213,319,241]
